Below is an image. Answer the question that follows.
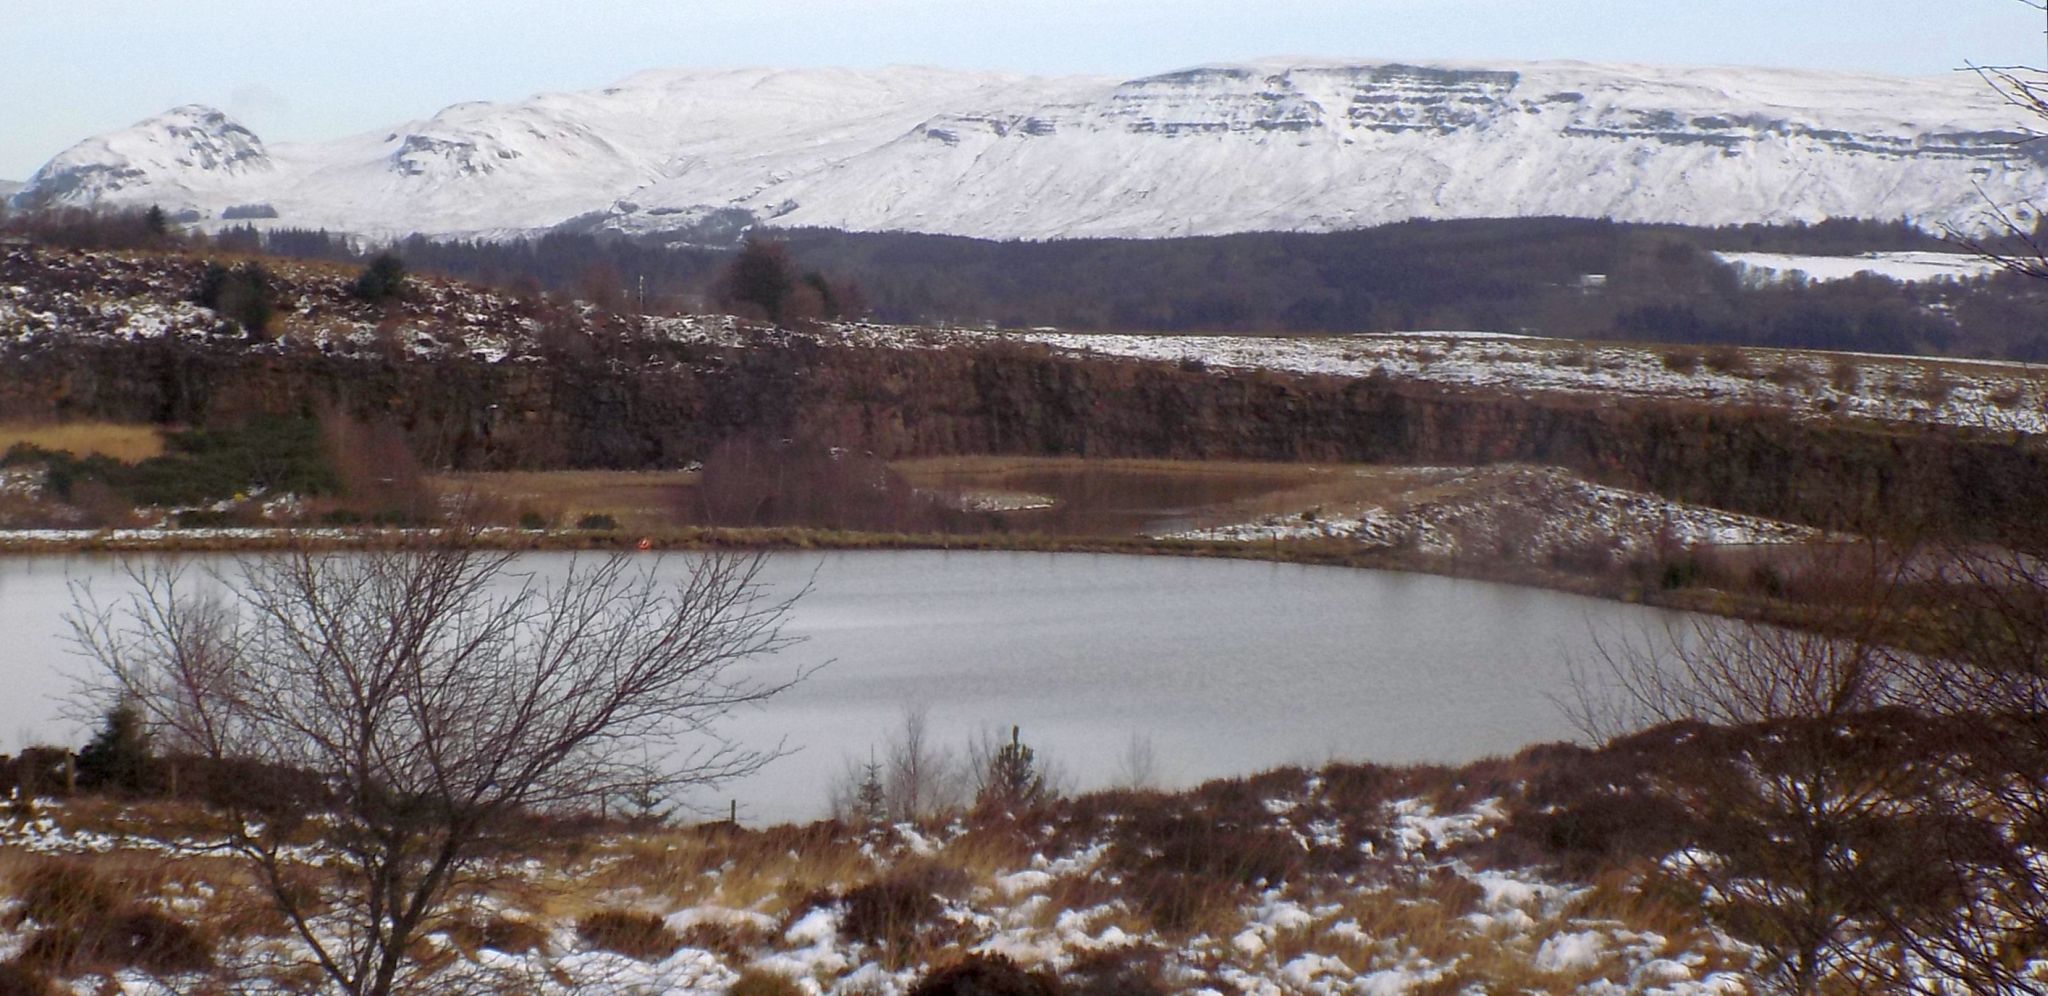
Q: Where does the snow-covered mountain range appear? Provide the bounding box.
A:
[11,60,2045,242]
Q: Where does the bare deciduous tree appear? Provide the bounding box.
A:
[1561,550,1941,994]
[1874,536,2048,996]
[69,536,807,996]
[1114,732,1160,790]
[1949,3,2048,281]
[1566,533,2048,995]
[882,705,965,821]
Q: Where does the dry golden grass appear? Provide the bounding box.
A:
[574,825,875,918]
[889,454,1325,486]
[428,470,700,532]
[0,784,1775,996]
[0,421,166,462]
[890,455,1500,537]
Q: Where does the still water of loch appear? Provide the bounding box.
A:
[0,550,1686,824]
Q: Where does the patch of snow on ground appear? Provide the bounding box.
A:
[1718,251,2004,285]
[754,320,2048,437]
[1160,464,1816,555]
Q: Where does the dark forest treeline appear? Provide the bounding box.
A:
[215,216,2048,361]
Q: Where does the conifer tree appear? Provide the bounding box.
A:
[350,252,408,303]
[856,749,889,827]
[976,725,1048,814]
[77,703,155,794]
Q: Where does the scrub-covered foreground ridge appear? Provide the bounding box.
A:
[11,59,2044,241]
[8,702,2048,995]
[0,751,1826,994]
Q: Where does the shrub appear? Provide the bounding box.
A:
[1764,361,1816,388]
[1702,345,1751,375]
[76,704,156,794]
[575,512,619,531]
[448,914,549,956]
[1107,796,1323,932]
[11,860,124,926]
[729,967,806,996]
[9,860,211,976]
[19,909,212,975]
[910,954,1064,996]
[1660,349,1702,374]
[350,253,408,303]
[575,909,681,961]
[676,918,771,962]
[1828,358,1862,393]
[1062,947,1168,996]
[193,260,277,336]
[839,862,970,957]
[171,508,240,529]
[1906,368,1957,405]
[1660,557,1705,590]
[718,239,798,322]
[517,510,549,530]
[22,416,337,509]
[0,962,58,996]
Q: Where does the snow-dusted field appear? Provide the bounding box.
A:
[661,319,2048,438]
[1716,250,2005,285]
[0,779,1761,995]
[1162,465,1817,555]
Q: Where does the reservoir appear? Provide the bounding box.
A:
[0,550,1684,823]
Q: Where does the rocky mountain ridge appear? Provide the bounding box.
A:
[11,60,2043,241]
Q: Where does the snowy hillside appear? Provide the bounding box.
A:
[11,60,2046,241]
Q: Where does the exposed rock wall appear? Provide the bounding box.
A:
[2,338,2040,537]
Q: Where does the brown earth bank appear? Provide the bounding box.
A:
[1,335,2043,542]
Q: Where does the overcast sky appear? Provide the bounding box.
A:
[1,0,2038,180]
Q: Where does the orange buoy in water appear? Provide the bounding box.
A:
[636,538,653,551]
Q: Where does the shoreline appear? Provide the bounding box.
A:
[0,523,1766,619]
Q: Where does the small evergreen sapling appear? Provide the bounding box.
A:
[976,725,1048,814]
[856,749,889,828]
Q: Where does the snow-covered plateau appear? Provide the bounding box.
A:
[11,59,2047,241]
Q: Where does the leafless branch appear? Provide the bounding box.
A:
[68,534,809,996]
